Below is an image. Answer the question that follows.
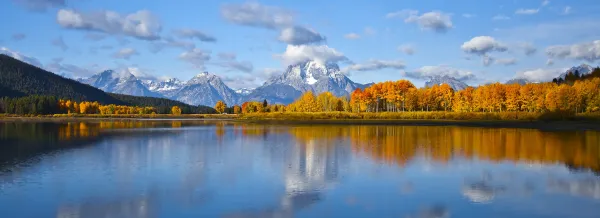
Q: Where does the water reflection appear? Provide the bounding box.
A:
[0,121,599,218]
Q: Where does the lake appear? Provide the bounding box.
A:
[0,120,599,218]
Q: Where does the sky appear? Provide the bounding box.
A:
[2,0,600,89]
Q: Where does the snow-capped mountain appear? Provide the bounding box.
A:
[558,64,594,79]
[424,75,469,91]
[142,78,184,98]
[235,88,255,95]
[244,61,367,104]
[80,70,162,97]
[505,78,531,85]
[171,72,239,106]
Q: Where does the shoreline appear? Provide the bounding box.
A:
[1,114,599,131]
[233,119,600,131]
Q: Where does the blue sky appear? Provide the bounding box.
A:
[2,0,600,89]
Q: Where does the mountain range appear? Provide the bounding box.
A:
[76,61,374,106]
[56,57,598,107]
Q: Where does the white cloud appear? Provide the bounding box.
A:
[514,68,567,82]
[13,0,64,12]
[51,36,68,51]
[494,58,517,66]
[122,67,157,80]
[515,8,540,15]
[542,0,550,7]
[344,33,361,40]
[57,9,162,40]
[342,59,405,74]
[462,14,476,18]
[546,59,554,66]
[0,47,43,68]
[278,26,326,45]
[398,44,416,55]
[545,40,600,62]
[173,28,216,42]
[403,65,475,81]
[179,48,211,69]
[387,10,453,33]
[222,75,258,89]
[275,44,347,66]
[563,6,572,15]
[220,2,294,29]
[113,48,139,59]
[492,15,510,21]
[461,36,508,55]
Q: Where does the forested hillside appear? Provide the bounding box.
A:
[0,54,124,104]
[0,54,216,114]
[110,93,215,114]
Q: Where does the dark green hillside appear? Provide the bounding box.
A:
[0,54,124,104]
[110,93,216,114]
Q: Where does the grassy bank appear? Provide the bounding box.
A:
[238,111,600,121]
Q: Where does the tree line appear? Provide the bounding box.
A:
[230,76,600,114]
[0,96,190,115]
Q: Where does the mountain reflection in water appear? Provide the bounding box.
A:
[0,121,599,218]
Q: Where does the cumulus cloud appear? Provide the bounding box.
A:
[494,58,517,66]
[492,15,510,21]
[12,33,26,41]
[278,26,326,45]
[220,2,294,29]
[342,59,405,74]
[545,40,600,62]
[275,44,347,66]
[461,36,508,55]
[515,8,540,15]
[113,48,139,59]
[173,28,216,42]
[0,47,43,68]
[403,65,475,81]
[13,0,64,12]
[51,36,68,51]
[56,9,162,40]
[122,67,157,80]
[344,33,360,40]
[179,48,211,69]
[388,10,453,33]
[514,68,567,82]
[398,44,416,55]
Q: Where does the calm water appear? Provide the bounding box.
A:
[1,120,600,218]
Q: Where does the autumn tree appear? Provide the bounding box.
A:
[215,101,227,113]
[171,106,182,115]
